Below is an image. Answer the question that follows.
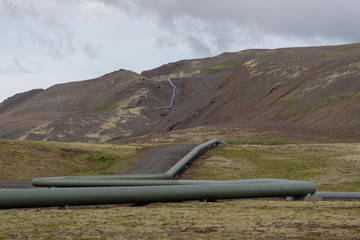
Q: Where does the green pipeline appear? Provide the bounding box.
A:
[32,178,312,188]
[0,180,316,209]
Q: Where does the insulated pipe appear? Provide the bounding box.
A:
[0,181,316,209]
[153,77,191,110]
[153,78,182,110]
[32,178,303,188]
[166,138,225,178]
[312,192,360,200]
[167,78,176,109]
[32,138,225,184]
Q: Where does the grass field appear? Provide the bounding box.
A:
[0,139,146,180]
[1,139,360,239]
[1,201,360,239]
[182,143,360,192]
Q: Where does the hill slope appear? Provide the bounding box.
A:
[1,43,360,142]
[0,70,171,142]
[144,44,360,134]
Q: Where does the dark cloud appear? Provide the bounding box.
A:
[100,0,360,54]
[132,0,360,40]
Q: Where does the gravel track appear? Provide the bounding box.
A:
[123,144,196,174]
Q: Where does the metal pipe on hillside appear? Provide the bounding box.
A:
[168,79,176,109]
[153,78,177,110]
[0,180,316,209]
[153,77,189,110]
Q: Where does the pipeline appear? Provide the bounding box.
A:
[0,180,316,209]
[168,78,176,109]
[152,78,176,110]
[311,192,360,200]
[153,77,188,110]
[32,178,307,188]
[0,138,323,209]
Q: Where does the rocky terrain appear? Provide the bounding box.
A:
[1,43,360,143]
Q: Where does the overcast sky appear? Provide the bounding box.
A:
[1,0,360,102]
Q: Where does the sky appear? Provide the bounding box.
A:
[1,0,360,102]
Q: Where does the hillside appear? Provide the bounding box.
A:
[0,70,171,142]
[144,44,360,133]
[1,43,360,143]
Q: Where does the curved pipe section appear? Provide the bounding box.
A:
[32,138,225,184]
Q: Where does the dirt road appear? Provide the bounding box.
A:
[123,144,196,174]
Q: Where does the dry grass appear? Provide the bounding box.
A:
[182,143,360,192]
[1,200,360,239]
[119,125,264,144]
[1,139,360,239]
[0,140,145,180]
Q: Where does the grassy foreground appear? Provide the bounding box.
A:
[1,201,360,239]
[1,140,360,239]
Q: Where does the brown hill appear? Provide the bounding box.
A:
[1,43,360,142]
[0,70,172,142]
[146,44,360,132]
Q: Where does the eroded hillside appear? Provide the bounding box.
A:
[145,44,360,135]
[0,70,170,142]
[1,43,360,142]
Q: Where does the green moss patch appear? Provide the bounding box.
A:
[207,63,237,72]
[92,103,118,111]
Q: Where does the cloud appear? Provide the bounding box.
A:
[21,16,76,61]
[1,1,103,61]
[80,41,102,59]
[0,0,31,17]
[0,0,71,17]
[99,0,360,55]
[185,36,212,57]
[0,58,33,74]
[79,0,118,22]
